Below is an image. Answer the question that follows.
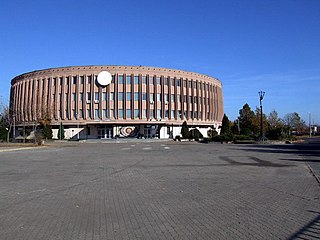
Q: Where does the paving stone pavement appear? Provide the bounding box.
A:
[0,141,319,240]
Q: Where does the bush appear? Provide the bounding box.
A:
[211,133,234,142]
[175,135,181,142]
[188,128,203,140]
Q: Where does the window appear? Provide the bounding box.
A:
[126,92,131,101]
[142,76,146,84]
[103,109,107,118]
[165,110,169,118]
[149,76,154,85]
[134,92,139,101]
[119,109,124,118]
[149,93,154,102]
[165,78,169,85]
[149,110,154,118]
[88,76,92,84]
[65,110,69,119]
[177,79,181,87]
[66,77,70,85]
[65,93,69,100]
[80,76,84,84]
[156,77,161,85]
[171,94,175,102]
[72,93,76,101]
[134,76,139,85]
[118,75,124,84]
[177,94,181,102]
[126,75,131,84]
[134,109,139,118]
[95,109,100,119]
[183,80,187,87]
[87,109,91,118]
[94,92,99,101]
[110,92,114,101]
[60,77,63,85]
[142,109,147,118]
[142,93,147,101]
[126,109,131,118]
[171,110,175,118]
[73,109,77,118]
[80,93,84,101]
[157,93,161,102]
[79,109,83,118]
[87,92,91,101]
[103,92,107,101]
[164,94,168,103]
[157,109,162,119]
[119,92,124,101]
[73,76,77,84]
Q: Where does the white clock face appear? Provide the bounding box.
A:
[97,71,112,86]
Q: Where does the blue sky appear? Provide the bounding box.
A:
[1,0,319,123]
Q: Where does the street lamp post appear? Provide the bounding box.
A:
[258,91,265,141]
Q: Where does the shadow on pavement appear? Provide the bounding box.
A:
[287,212,320,240]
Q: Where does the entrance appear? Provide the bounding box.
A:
[98,127,113,139]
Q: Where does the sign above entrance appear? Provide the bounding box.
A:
[97,71,112,86]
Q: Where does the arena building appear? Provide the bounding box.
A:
[10,65,224,139]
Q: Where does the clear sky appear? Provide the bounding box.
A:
[1,0,319,124]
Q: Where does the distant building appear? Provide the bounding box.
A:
[10,65,224,139]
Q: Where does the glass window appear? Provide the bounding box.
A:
[177,94,181,102]
[119,92,124,101]
[126,92,131,101]
[149,76,154,85]
[142,93,147,101]
[103,92,107,101]
[156,77,161,85]
[80,76,84,84]
[171,94,175,102]
[126,109,131,118]
[177,79,181,87]
[103,109,107,118]
[72,93,76,101]
[164,94,168,102]
[73,109,76,118]
[165,78,168,85]
[80,93,83,101]
[134,92,139,101]
[118,75,124,84]
[149,110,154,118]
[171,110,175,118]
[65,93,69,100]
[150,93,154,102]
[126,75,131,84]
[183,80,187,87]
[65,110,69,119]
[60,77,63,85]
[119,109,124,118]
[79,109,83,118]
[87,109,91,118]
[94,92,99,101]
[87,76,92,84]
[134,109,139,118]
[134,76,139,85]
[95,109,100,119]
[165,110,169,118]
[66,77,70,85]
[142,109,147,118]
[157,93,161,101]
[73,76,77,84]
[110,92,114,101]
[157,109,162,119]
[142,76,146,84]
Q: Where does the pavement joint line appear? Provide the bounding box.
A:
[0,146,46,153]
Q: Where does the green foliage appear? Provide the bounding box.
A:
[58,122,65,140]
[238,104,259,136]
[221,114,231,135]
[188,128,203,140]
[42,125,53,139]
[181,121,189,139]
[207,129,218,138]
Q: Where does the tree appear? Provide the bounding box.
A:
[220,114,231,135]
[283,112,306,135]
[238,104,258,136]
[266,110,285,140]
[181,121,189,139]
[39,109,53,140]
[57,122,65,140]
[0,105,14,142]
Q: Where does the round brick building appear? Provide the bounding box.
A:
[10,65,224,139]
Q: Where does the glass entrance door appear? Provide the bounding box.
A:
[98,127,113,139]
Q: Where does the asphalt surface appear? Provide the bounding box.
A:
[0,140,319,240]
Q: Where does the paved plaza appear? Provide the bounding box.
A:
[0,140,319,240]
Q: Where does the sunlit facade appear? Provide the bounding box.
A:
[10,65,224,139]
